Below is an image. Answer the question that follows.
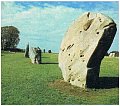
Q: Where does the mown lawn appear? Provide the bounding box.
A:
[1,52,119,105]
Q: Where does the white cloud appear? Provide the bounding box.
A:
[1,1,24,19]
[1,2,119,52]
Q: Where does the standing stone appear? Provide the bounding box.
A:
[43,49,45,53]
[36,47,42,64]
[24,43,29,58]
[29,47,37,64]
[58,12,117,88]
[29,47,42,64]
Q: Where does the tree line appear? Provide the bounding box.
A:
[1,26,20,50]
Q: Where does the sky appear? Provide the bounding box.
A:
[1,1,119,53]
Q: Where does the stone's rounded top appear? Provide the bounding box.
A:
[79,12,115,22]
[73,12,116,31]
[62,12,116,43]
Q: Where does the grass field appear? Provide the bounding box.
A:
[1,52,119,105]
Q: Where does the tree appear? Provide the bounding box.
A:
[48,50,52,53]
[1,26,20,50]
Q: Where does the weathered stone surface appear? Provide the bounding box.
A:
[29,47,41,64]
[58,12,117,88]
[24,43,29,58]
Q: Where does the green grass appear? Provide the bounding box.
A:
[1,52,119,105]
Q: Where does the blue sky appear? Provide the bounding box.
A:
[1,1,119,53]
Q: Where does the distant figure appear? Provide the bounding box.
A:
[43,49,45,53]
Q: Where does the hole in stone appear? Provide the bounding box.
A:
[83,19,94,31]
[68,66,71,70]
[72,79,74,81]
[71,60,72,61]
[68,54,70,56]
[72,44,74,46]
[78,79,80,81]
[87,12,90,18]
[82,60,85,62]
[80,31,82,33]
[67,45,71,50]
[82,84,84,86]
[99,18,102,22]
[96,32,99,34]
[80,55,84,57]
[67,44,74,50]
[62,48,65,51]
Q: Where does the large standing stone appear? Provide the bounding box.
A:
[58,12,117,88]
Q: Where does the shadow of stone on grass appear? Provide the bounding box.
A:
[49,76,119,95]
[87,77,119,89]
[97,77,119,89]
